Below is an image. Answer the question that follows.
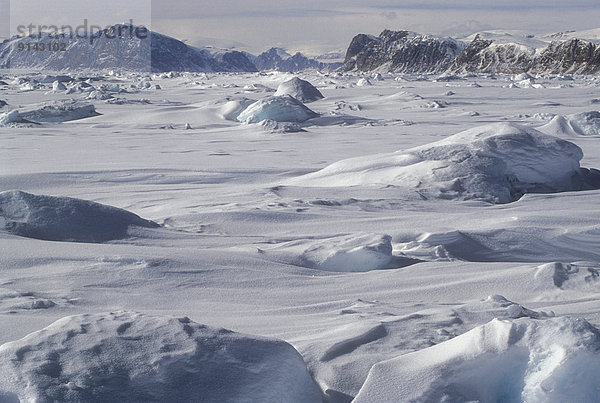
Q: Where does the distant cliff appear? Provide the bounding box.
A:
[340,30,464,73]
[0,24,257,73]
[340,29,600,75]
[247,48,341,72]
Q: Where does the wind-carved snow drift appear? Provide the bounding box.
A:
[288,123,600,203]
[0,190,159,242]
[540,111,600,137]
[354,316,600,402]
[0,311,321,403]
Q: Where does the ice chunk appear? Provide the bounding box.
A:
[237,95,318,123]
[87,90,113,100]
[356,78,372,86]
[288,123,598,203]
[0,110,24,126]
[51,81,66,91]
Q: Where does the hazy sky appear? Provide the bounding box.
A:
[4,0,600,55]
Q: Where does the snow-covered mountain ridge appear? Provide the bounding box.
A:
[342,28,600,74]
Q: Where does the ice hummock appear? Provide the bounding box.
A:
[20,102,99,123]
[0,311,321,403]
[237,95,318,123]
[354,316,600,402]
[288,123,599,203]
[274,77,324,103]
[0,190,159,242]
[0,110,25,126]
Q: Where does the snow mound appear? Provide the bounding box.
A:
[237,95,318,123]
[0,311,321,403]
[274,77,324,103]
[0,190,159,242]
[566,111,600,136]
[288,123,599,203]
[20,103,99,123]
[354,316,600,403]
[259,233,393,272]
[219,97,256,121]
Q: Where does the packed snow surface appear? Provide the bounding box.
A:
[0,190,158,242]
[2,70,600,402]
[236,94,318,123]
[289,122,597,203]
[0,311,321,403]
[274,77,324,103]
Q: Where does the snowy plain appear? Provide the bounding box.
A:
[1,70,600,401]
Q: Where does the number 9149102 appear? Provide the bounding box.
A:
[17,42,67,52]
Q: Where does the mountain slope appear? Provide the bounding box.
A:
[0,24,257,73]
[248,47,341,72]
[340,30,465,73]
[341,28,600,75]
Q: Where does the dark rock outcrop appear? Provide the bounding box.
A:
[340,29,600,75]
[531,39,600,75]
[449,35,534,74]
[340,30,464,73]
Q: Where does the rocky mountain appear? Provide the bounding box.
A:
[341,29,600,75]
[247,47,341,72]
[150,31,256,73]
[0,24,257,73]
[449,34,535,74]
[530,39,600,75]
[340,30,465,73]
